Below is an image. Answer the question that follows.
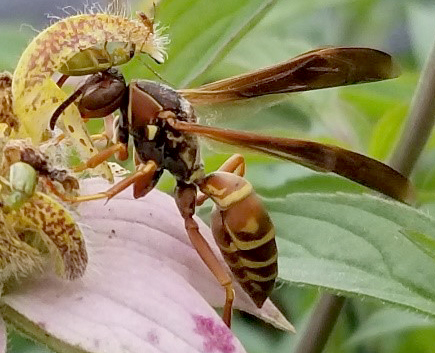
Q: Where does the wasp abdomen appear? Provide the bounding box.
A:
[198,172,278,307]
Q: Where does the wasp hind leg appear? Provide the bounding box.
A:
[196,153,246,206]
[175,181,235,327]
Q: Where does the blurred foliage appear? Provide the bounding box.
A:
[3,0,435,352]
[0,24,34,72]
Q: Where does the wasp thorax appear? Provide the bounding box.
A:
[198,172,253,210]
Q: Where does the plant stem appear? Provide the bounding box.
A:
[293,295,346,353]
[389,39,435,177]
[293,37,435,353]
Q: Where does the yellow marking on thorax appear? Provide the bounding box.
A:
[146,125,158,140]
[224,222,275,251]
[215,182,252,209]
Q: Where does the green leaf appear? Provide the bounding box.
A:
[401,229,435,262]
[269,193,435,318]
[395,328,435,353]
[256,174,364,198]
[368,104,408,160]
[0,24,32,71]
[346,308,435,347]
[407,3,435,68]
[8,331,54,353]
[129,0,277,87]
[340,73,417,121]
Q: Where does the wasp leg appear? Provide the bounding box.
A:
[44,131,106,150]
[90,133,109,142]
[89,133,111,149]
[175,181,235,327]
[91,113,116,146]
[56,74,69,88]
[196,153,246,206]
[217,153,246,176]
[73,142,128,172]
[132,152,163,199]
[65,160,158,203]
[50,133,67,146]
[41,177,74,203]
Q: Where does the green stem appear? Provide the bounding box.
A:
[389,39,435,176]
[293,295,346,353]
[293,37,435,353]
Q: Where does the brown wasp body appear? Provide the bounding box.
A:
[50,47,413,327]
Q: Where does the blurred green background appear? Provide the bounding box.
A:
[2,0,435,352]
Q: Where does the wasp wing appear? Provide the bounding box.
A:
[179,47,400,104]
[172,121,413,204]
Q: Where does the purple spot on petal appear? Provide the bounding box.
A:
[93,338,101,349]
[146,330,159,345]
[193,315,235,353]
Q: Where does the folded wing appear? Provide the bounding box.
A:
[180,47,400,104]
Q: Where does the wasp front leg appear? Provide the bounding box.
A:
[73,109,130,173]
[90,114,118,149]
[66,160,158,203]
[196,172,278,309]
[73,142,128,173]
[63,110,161,203]
[175,181,235,327]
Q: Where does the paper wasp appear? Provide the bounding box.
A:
[50,47,413,327]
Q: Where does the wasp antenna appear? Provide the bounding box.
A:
[56,74,69,88]
[138,56,172,85]
[49,87,84,130]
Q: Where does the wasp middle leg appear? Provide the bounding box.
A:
[175,181,235,327]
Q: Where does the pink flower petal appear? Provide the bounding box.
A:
[0,316,6,353]
[2,178,292,353]
[79,178,293,331]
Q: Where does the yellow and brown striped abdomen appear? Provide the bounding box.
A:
[198,172,278,307]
